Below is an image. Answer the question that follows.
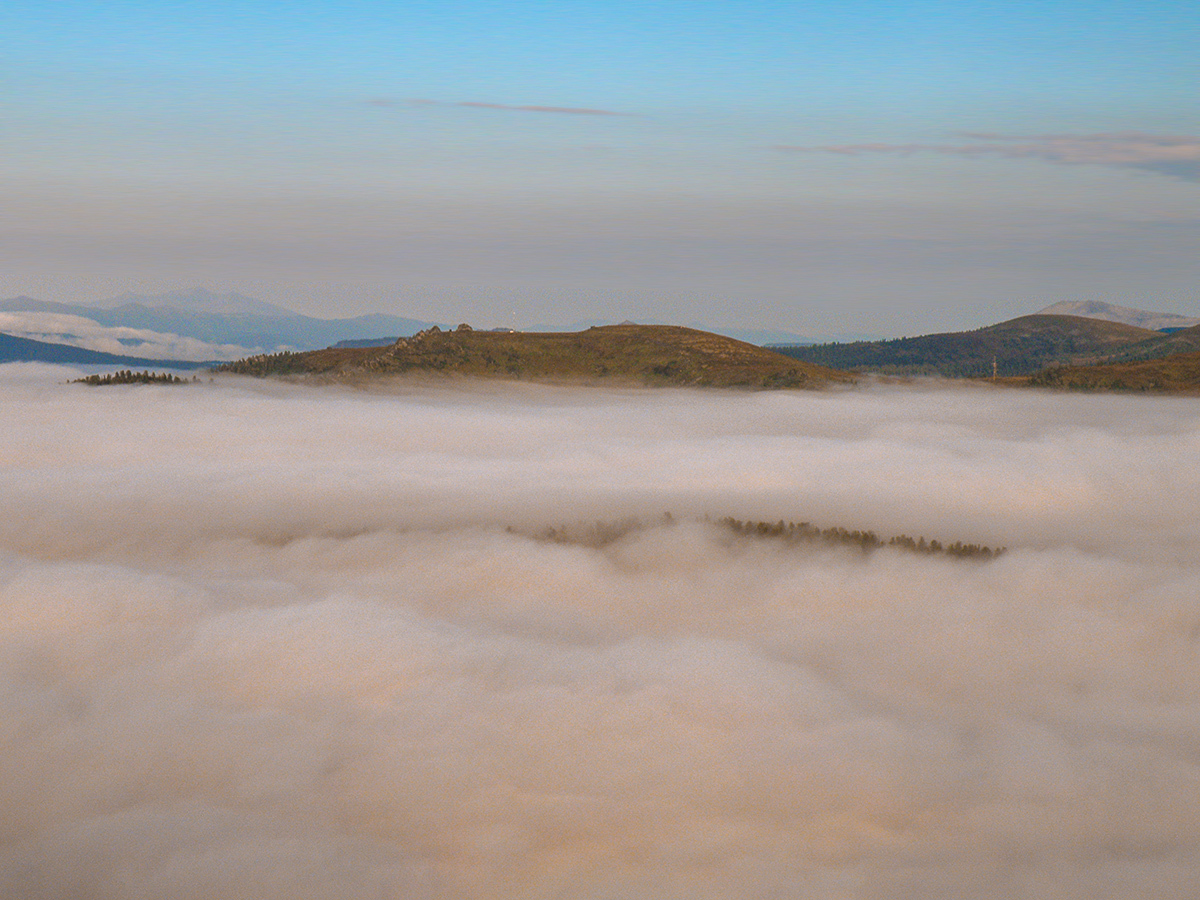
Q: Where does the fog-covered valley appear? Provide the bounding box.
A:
[2,365,1198,899]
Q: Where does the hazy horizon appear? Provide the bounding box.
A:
[5,1,1198,334]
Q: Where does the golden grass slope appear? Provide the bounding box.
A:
[1024,349,1200,394]
[219,324,854,388]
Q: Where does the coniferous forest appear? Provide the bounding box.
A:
[533,514,1004,560]
[73,370,194,386]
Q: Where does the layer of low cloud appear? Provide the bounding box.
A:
[776,133,1200,181]
[2,368,1199,899]
[0,312,251,361]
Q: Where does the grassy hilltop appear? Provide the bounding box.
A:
[217,323,854,389]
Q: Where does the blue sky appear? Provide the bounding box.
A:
[4,0,1198,336]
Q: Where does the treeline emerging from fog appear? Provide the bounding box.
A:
[73,370,195,386]
[215,350,311,376]
[719,516,1005,558]
[536,514,1004,560]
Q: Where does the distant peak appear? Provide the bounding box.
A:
[103,288,296,318]
[1036,300,1200,332]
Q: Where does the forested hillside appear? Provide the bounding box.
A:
[772,315,1158,378]
[1026,350,1200,393]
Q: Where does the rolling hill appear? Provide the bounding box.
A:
[1088,323,1200,364]
[217,324,854,388]
[771,314,1160,378]
[1036,300,1200,332]
[1024,350,1200,394]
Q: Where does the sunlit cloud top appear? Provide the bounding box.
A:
[3,370,1200,898]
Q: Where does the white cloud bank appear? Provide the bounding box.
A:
[2,368,1199,899]
[0,312,251,362]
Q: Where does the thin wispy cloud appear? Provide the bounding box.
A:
[368,97,629,116]
[775,133,1200,180]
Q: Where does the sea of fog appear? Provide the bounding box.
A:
[2,363,1198,900]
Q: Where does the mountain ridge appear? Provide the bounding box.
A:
[1035,300,1200,332]
[96,287,294,318]
[0,292,446,356]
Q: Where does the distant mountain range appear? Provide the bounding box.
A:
[4,289,1197,384]
[92,287,297,318]
[0,288,826,367]
[1036,300,1200,332]
[0,288,446,363]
